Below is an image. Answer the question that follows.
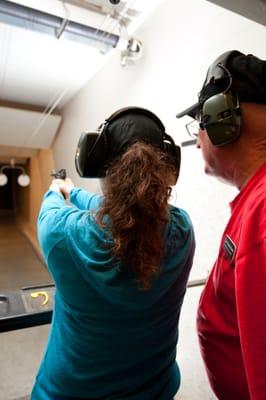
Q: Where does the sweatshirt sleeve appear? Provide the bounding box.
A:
[236,238,266,399]
[69,187,102,211]
[38,190,78,262]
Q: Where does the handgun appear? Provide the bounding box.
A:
[50,169,67,180]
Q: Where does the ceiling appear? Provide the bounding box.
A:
[0,0,161,164]
[206,0,266,27]
[0,0,155,109]
[0,0,265,165]
[65,0,141,24]
[0,0,263,109]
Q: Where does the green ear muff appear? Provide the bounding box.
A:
[202,92,241,146]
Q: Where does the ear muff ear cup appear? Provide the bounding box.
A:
[174,145,181,180]
[198,51,243,147]
[202,92,241,146]
[75,131,107,177]
[163,133,181,182]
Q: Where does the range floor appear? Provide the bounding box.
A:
[0,213,52,291]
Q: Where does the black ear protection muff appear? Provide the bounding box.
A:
[198,51,242,146]
[75,106,181,180]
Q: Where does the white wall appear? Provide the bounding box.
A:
[53,0,266,280]
[50,3,266,398]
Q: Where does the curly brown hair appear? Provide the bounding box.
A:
[96,141,177,290]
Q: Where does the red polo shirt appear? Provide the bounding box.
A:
[197,163,266,400]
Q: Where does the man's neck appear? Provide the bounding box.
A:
[234,158,265,190]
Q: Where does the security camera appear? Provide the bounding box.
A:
[109,0,120,4]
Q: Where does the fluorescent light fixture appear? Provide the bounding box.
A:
[0,173,8,186]
[17,173,30,187]
[0,1,119,51]
[0,159,30,187]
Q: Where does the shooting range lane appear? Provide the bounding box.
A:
[0,213,51,291]
[0,212,53,331]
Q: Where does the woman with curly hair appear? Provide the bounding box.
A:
[31,107,195,400]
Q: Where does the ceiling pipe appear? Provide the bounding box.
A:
[0,0,119,52]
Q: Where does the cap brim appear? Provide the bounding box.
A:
[176,102,199,119]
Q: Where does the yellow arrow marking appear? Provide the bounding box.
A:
[30,291,49,305]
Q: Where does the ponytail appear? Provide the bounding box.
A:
[96,141,177,290]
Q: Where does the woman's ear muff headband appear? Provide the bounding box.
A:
[75,107,181,179]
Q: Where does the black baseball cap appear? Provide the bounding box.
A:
[103,108,181,177]
[176,50,266,119]
[105,111,166,161]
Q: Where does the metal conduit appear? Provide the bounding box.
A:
[187,278,206,288]
[0,0,119,51]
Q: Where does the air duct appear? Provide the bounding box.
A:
[0,0,120,52]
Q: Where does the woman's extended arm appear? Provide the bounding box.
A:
[50,178,101,211]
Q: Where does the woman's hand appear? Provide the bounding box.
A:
[49,178,74,200]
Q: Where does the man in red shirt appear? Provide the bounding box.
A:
[176,50,266,399]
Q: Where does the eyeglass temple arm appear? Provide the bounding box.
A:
[181,139,197,147]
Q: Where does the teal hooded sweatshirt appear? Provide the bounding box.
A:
[31,188,195,400]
